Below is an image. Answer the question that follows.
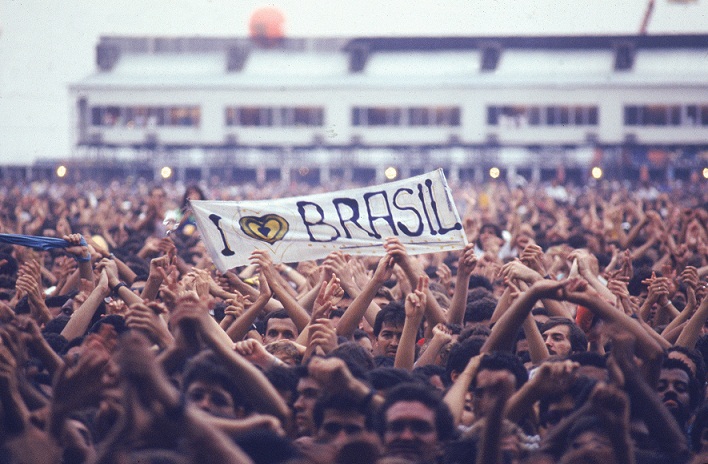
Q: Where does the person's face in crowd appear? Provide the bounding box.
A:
[356,336,373,355]
[383,400,439,462]
[264,317,298,344]
[185,187,204,202]
[316,409,368,449]
[479,227,504,253]
[374,322,404,358]
[472,369,516,418]
[657,368,692,427]
[149,187,167,208]
[294,377,321,437]
[543,325,572,357]
[514,227,535,251]
[185,380,238,418]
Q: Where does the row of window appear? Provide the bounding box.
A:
[91,106,200,127]
[352,107,461,127]
[487,105,599,127]
[90,104,708,128]
[624,105,708,126]
[225,107,324,127]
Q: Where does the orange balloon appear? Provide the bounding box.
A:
[249,7,285,41]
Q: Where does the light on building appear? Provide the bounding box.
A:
[384,167,398,180]
[160,167,172,179]
[591,167,603,179]
[56,165,67,178]
[489,167,500,179]
[298,167,310,176]
[703,168,708,179]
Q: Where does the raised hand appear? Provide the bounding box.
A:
[457,242,478,277]
[307,318,338,355]
[499,259,542,285]
[404,276,428,321]
[62,234,90,261]
[520,243,546,275]
[51,337,112,413]
[436,262,453,295]
[125,302,174,349]
[527,360,579,398]
[312,274,343,321]
[431,323,453,345]
[233,339,277,368]
[307,357,356,394]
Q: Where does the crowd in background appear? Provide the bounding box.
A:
[0,171,706,464]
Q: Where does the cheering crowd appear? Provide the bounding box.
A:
[0,173,706,463]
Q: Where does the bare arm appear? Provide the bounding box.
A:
[250,251,310,333]
[394,277,427,370]
[446,244,477,325]
[482,279,565,354]
[336,254,393,338]
[443,355,481,426]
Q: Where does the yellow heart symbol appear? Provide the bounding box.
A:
[239,214,289,244]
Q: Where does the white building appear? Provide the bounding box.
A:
[64,34,708,184]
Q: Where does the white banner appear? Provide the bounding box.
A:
[191,169,467,272]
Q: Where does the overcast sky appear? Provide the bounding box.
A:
[0,0,706,165]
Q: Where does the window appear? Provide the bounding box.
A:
[625,106,639,125]
[434,107,460,126]
[366,107,402,126]
[686,106,698,126]
[623,104,708,127]
[528,107,541,126]
[643,106,667,126]
[409,107,460,126]
[353,106,459,127]
[90,105,199,127]
[226,106,324,127]
[292,107,324,126]
[237,107,272,126]
[487,107,499,126]
[487,105,597,127]
[409,107,431,126]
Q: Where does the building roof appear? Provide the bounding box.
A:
[72,34,708,90]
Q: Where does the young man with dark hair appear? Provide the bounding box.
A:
[372,301,406,361]
[262,309,299,344]
[657,357,702,433]
[376,383,456,463]
[540,317,588,357]
[182,350,250,419]
[312,393,375,449]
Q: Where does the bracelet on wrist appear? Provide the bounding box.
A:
[111,281,128,297]
[75,254,91,263]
